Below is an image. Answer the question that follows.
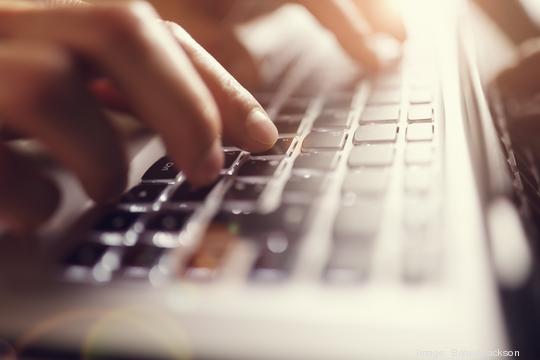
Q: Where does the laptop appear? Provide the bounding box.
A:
[0,0,536,358]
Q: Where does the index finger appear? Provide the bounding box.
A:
[296,0,380,71]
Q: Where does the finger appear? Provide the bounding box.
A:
[0,41,127,202]
[168,22,277,152]
[496,52,540,98]
[354,0,406,42]
[0,144,60,233]
[296,0,380,71]
[0,2,224,186]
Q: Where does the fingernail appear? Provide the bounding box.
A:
[246,109,278,147]
[194,139,223,185]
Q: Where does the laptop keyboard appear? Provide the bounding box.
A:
[61,62,442,286]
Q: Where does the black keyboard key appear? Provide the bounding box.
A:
[251,233,293,281]
[278,98,311,115]
[313,111,352,129]
[225,181,267,201]
[322,93,355,110]
[120,183,167,204]
[274,115,303,135]
[145,210,193,232]
[122,245,165,268]
[284,174,325,194]
[94,210,139,232]
[170,177,222,203]
[253,137,295,157]
[63,242,108,267]
[142,157,179,181]
[224,151,241,169]
[368,90,401,105]
[237,159,281,177]
[294,151,340,171]
[302,130,347,151]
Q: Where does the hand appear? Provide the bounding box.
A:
[152,0,406,87]
[0,0,278,233]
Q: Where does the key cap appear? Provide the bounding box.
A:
[334,202,381,240]
[322,92,355,110]
[343,168,389,194]
[279,98,311,115]
[145,210,193,232]
[408,105,433,122]
[294,151,340,171]
[360,105,400,123]
[348,144,395,167]
[94,210,139,232]
[224,151,241,169]
[368,90,401,105]
[274,115,303,134]
[120,183,167,204]
[406,124,434,141]
[251,232,293,281]
[404,167,431,193]
[354,124,398,144]
[325,247,370,282]
[237,159,282,177]
[302,130,347,151]
[184,221,238,280]
[409,90,432,104]
[405,143,434,164]
[142,157,179,181]
[313,111,352,129]
[169,177,223,203]
[375,73,402,89]
[63,242,109,267]
[252,138,295,157]
[284,174,325,194]
[225,181,267,201]
[122,245,165,268]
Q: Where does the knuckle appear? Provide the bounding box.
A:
[89,2,155,53]
[0,46,74,115]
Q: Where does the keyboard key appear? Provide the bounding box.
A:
[302,130,347,151]
[284,174,325,194]
[360,105,400,123]
[278,98,311,115]
[354,124,398,144]
[94,211,139,232]
[325,247,370,282]
[169,177,223,203]
[322,93,355,110]
[313,111,352,129]
[142,157,179,181]
[409,90,432,104]
[251,232,293,281]
[334,202,381,240]
[237,159,282,177]
[224,151,241,169]
[63,242,109,267]
[252,137,295,157]
[368,90,401,105]
[122,245,165,268]
[294,151,340,171]
[120,183,167,204]
[348,145,395,167]
[342,168,389,194]
[184,221,239,280]
[405,143,434,164]
[274,115,303,134]
[225,181,267,201]
[406,124,434,141]
[404,167,431,193]
[408,105,433,122]
[145,210,193,232]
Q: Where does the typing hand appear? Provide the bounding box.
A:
[0,0,278,233]
[156,0,406,87]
